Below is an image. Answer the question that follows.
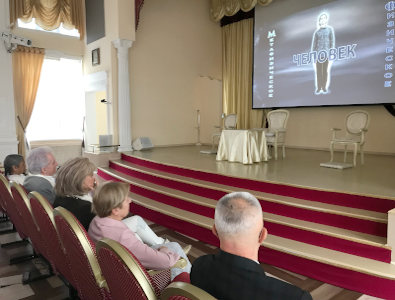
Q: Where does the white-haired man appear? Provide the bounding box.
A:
[24,146,58,204]
[191,192,312,300]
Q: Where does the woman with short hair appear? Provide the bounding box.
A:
[89,181,191,279]
[3,154,26,184]
[53,157,97,230]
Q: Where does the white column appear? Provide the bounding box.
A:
[0,0,18,162]
[112,39,133,152]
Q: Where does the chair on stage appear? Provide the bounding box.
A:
[265,109,290,160]
[160,281,217,300]
[29,192,78,298]
[54,206,110,300]
[212,113,237,150]
[97,238,186,300]
[330,110,370,166]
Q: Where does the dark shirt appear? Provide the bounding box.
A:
[191,250,312,300]
[53,195,95,231]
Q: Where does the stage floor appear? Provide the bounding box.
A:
[124,145,395,200]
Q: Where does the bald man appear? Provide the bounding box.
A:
[191,192,312,300]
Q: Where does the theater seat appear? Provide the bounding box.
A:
[54,206,110,300]
[96,237,175,300]
[0,174,29,243]
[10,182,53,283]
[29,192,77,298]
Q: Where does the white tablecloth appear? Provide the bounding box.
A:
[216,130,268,164]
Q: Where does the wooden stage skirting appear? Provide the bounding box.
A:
[96,145,395,299]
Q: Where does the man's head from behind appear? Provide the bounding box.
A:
[26,146,58,176]
[213,192,267,260]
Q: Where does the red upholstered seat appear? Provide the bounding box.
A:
[0,174,8,214]
[54,206,111,300]
[0,174,28,239]
[10,182,49,259]
[96,238,173,300]
[29,192,76,288]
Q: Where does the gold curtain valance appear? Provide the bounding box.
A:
[211,0,273,22]
[14,44,45,55]
[9,0,85,40]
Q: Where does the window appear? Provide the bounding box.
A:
[26,57,85,141]
[17,19,80,38]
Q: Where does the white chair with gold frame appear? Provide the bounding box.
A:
[330,110,369,166]
[265,109,290,160]
[211,114,237,151]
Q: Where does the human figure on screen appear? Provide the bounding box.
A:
[312,12,335,94]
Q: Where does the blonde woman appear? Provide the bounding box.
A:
[89,181,191,280]
[53,157,97,230]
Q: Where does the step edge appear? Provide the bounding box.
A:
[100,165,388,223]
[131,193,395,280]
[99,167,389,246]
[107,162,388,221]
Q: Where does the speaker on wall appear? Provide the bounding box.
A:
[133,137,153,151]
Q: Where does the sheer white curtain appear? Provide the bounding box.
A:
[27,57,85,141]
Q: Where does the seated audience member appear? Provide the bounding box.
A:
[4,154,26,184]
[53,157,97,231]
[89,181,191,280]
[191,192,312,300]
[24,147,58,204]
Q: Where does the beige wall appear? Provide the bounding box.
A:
[95,91,108,136]
[0,0,18,162]
[286,105,395,154]
[9,2,395,155]
[130,0,222,146]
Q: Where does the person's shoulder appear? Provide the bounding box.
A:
[194,253,215,265]
[24,175,49,185]
[191,253,217,276]
[23,175,37,183]
[264,276,312,300]
[23,175,41,188]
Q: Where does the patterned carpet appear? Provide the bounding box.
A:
[0,219,383,300]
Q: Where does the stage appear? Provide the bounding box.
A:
[124,145,395,200]
[97,145,395,298]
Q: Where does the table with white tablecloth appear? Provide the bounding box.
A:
[216,129,269,164]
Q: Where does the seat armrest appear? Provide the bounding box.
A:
[172,258,187,269]
[160,282,217,300]
[147,258,187,276]
[97,275,108,289]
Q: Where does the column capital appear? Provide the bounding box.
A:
[112,39,133,49]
